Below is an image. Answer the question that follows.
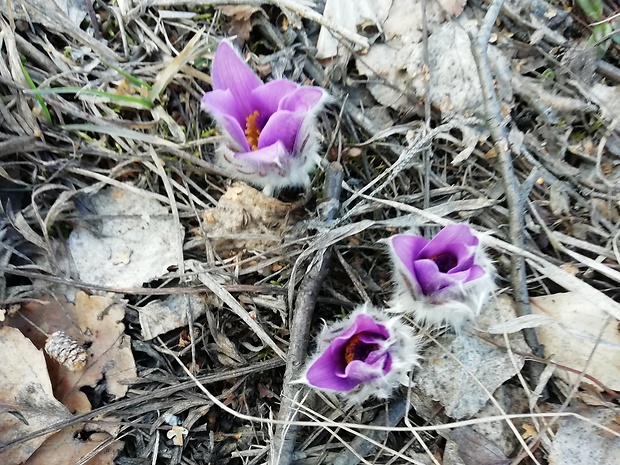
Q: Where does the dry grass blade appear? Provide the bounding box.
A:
[149,29,206,101]
[189,261,286,359]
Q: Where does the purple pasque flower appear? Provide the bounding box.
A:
[301,305,420,402]
[201,42,328,196]
[387,224,495,331]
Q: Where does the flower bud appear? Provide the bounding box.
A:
[387,224,495,331]
[299,305,420,403]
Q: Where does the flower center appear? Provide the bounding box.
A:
[430,252,458,273]
[245,110,261,151]
[343,333,379,364]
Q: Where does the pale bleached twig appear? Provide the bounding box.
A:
[469,0,545,385]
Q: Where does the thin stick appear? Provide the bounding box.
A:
[469,0,545,387]
[271,162,344,465]
[421,0,432,209]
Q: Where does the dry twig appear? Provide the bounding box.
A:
[271,162,344,465]
[469,0,545,387]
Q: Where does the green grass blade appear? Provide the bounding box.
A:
[20,61,53,125]
[26,87,154,109]
[102,61,153,90]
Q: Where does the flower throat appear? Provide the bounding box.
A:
[430,252,458,272]
[343,333,379,364]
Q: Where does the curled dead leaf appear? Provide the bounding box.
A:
[0,327,71,464]
[199,182,301,255]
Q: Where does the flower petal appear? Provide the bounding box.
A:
[324,315,389,355]
[343,353,390,382]
[365,347,392,370]
[465,264,486,282]
[216,114,251,152]
[446,243,475,272]
[305,314,392,391]
[234,140,289,167]
[389,234,428,284]
[258,110,305,153]
[211,42,262,118]
[420,224,478,259]
[306,356,352,390]
[306,349,389,392]
[279,86,326,112]
[356,332,388,345]
[347,314,391,339]
[421,242,475,273]
[251,79,299,125]
[202,88,246,127]
[412,259,465,295]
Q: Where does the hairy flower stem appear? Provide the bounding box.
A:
[271,163,343,465]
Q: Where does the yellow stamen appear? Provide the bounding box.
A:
[244,110,261,151]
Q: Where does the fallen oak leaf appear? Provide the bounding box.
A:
[216,5,263,42]
[198,182,302,256]
[6,291,136,414]
[521,423,538,440]
[0,327,71,464]
[23,422,124,465]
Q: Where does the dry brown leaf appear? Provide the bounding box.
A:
[217,5,263,42]
[355,40,421,112]
[531,292,620,391]
[68,185,183,289]
[205,307,245,367]
[549,408,620,464]
[591,83,620,122]
[7,292,136,413]
[413,296,528,419]
[436,0,467,16]
[138,293,210,341]
[52,0,88,26]
[521,423,538,440]
[382,0,447,40]
[357,5,512,130]
[200,182,301,255]
[0,327,71,464]
[316,0,392,59]
[24,423,124,465]
[448,427,510,465]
